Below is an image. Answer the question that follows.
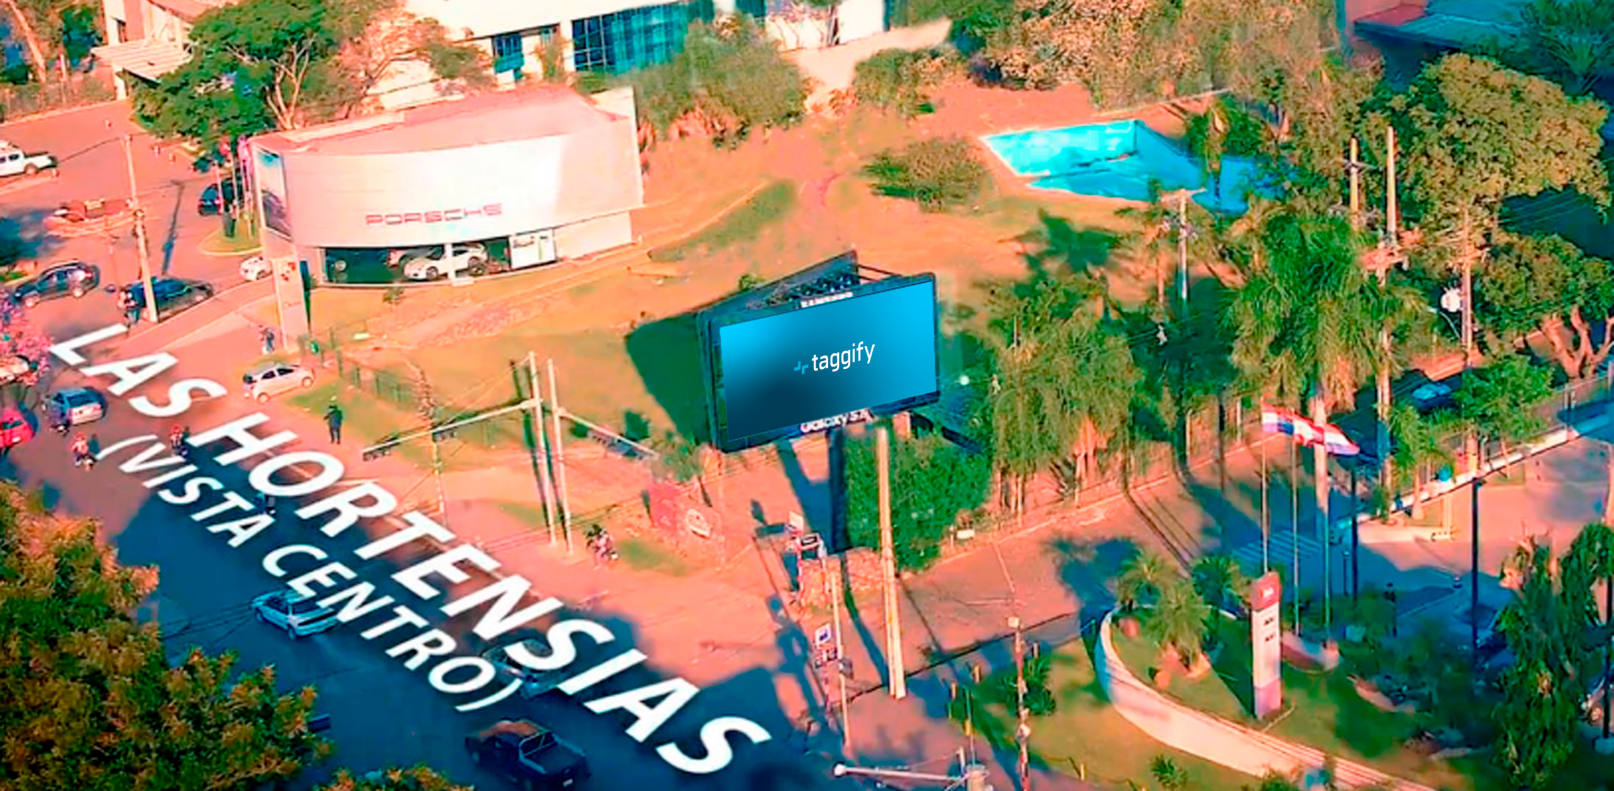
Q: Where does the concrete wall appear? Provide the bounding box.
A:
[556,211,635,258]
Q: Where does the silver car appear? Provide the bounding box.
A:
[243,362,314,403]
[481,638,568,699]
[251,589,338,638]
[46,387,105,426]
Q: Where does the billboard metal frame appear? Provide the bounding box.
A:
[699,252,941,453]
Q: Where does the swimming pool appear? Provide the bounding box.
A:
[982,119,1267,215]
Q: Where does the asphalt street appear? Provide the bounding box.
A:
[1,104,841,791]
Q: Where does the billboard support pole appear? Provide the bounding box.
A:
[877,425,906,699]
[528,352,559,545]
[548,358,575,555]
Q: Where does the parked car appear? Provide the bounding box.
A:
[10,260,99,306]
[45,387,105,427]
[402,244,490,281]
[197,180,239,216]
[123,278,215,320]
[0,406,33,450]
[481,639,569,699]
[0,355,33,386]
[465,720,589,790]
[239,255,271,281]
[243,362,314,403]
[251,589,339,638]
[0,143,55,178]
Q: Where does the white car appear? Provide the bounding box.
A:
[401,244,489,281]
[239,255,270,281]
[252,589,338,638]
[0,144,55,178]
[242,362,314,403]
[480,638,569,699]
[0,355,31,386]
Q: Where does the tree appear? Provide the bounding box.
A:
[1453,354,1553,461]
[851,48,960,117]
[331,0,491,118]
[1229,209,1392,556]
[0,0,72,84]
[1150,754,1189,790]
[1477,231,1614,379]
[1494,540,1588,788]
[1373,53,1610,232]
[845,430,992,571]
[988,283,1139,512]
[0,484,332,789]
[317,765,470,791]
[1146,576,1211,667]
[1116,549,1171,612]
[1567,523,1614,743]
[1386,403,1454,519]
[135,0,488,151]
[1493,0,1614,97]
[1192,553,1248,614]
[630,17,808,148]
[0,299,54,403]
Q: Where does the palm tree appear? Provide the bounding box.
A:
[1118,185,1179,312]
[1193,553,1250,614]
[1229,208,1390,633]
[1116,549,1172,612]
[1147,576,1211,668]
[1567,522,1614,740]
[1387,404,1455,520]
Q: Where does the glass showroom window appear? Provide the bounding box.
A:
[492,31,524,74]
[570,3,689,75]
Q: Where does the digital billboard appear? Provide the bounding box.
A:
[705,274,940,452]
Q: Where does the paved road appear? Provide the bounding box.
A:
[0,102,250,292]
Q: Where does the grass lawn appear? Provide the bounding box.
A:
[199,220,262,255]
[648,180,798,262]
[971,638,1257,791]
[1113,614,1473,790]
[616,535,694,576]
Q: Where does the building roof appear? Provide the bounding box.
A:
[150,0,234,20]
[254,87,630,156]
[1355,0,1534,49]
[91,39,192,81]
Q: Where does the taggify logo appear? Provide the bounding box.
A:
[794,342,874,375]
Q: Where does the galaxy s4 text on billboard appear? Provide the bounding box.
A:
[48,324,772,776]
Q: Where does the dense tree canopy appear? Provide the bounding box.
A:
[315,766,469,791]
[0,486,332,790]
[1372,54,1610,230]
[1477,232,1614,379]
[1453,354,1554,454]
[630,17,809,147]
[134,0,488,151]
[845,429,992,571]
[1490,0,1614,97]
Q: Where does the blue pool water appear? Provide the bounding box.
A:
[982,120,1268,215]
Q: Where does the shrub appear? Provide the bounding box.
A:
[863,136,989,211]
[852,48,961,116]
[630,17,809,147]
[1150,755,1189,791]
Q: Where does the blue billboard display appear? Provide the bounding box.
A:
[707,274,940,452]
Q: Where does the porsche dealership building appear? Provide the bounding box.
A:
[246,84,645,284]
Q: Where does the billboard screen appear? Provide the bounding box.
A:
[706,274,940,452]
[255,148,292,238]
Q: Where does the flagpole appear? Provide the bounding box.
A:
[1261,427,1269,573]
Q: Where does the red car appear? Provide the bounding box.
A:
[0,407,31,450]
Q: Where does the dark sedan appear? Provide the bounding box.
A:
[197,181,239,216]
[123,278,215,320]
[10,260,99,306]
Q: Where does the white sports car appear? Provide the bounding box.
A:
[239,255,271,281]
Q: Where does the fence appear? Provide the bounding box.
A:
[0,71,115,123]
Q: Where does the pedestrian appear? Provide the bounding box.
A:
[325,401,343,444]
[261,326,276,355]
[120,292,139,328]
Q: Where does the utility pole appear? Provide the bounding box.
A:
[417,383,450,529]
[1377,127,1401,491]
[548,359,574,555]
[120,134,159,323]
[821,542,852,747]
[527,352,559,545]
[876,425,905,699]
[1163,187,1205,460]
[1011,616,1031,791]
[1460,206,1482,662]
[1347,137,1364,230]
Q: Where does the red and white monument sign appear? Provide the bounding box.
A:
[1251,571,1283,718]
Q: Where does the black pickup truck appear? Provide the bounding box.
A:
[465,719,590,789]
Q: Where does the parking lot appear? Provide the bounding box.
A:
[0,101,254,293]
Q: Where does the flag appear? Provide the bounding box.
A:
[1262,403,1360,456]
[1261,403,1319,445]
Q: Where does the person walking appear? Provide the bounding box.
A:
[325,401,344,444]
[261,326,276,355]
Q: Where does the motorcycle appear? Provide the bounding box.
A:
[73,451,94,470]
[171,435,190,459]
[259,494,277,517]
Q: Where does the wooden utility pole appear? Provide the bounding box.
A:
[1162,187,1205,459]
[527,353,559,545]
[1377,128,1401,491]
[120,134,159,323]
[1011,616,1031,791]
[1348,137,1364,230]
[876,426,905,699]
[822,543,852,746]
[547,359,574,555]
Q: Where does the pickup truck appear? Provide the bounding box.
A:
[465,719,590,789]
[0,143,55,178]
